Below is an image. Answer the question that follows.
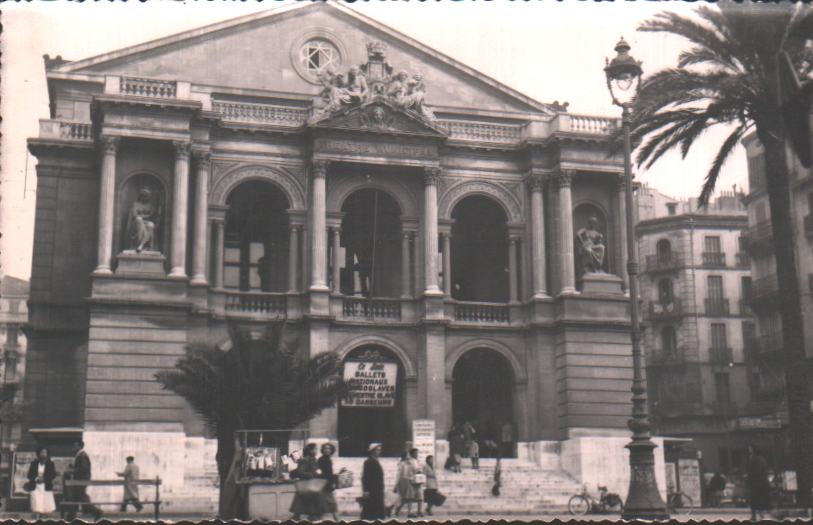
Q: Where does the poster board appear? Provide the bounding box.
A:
[412,420,436,464]
[341,361,397,408]
[11,453,73,497]
[677,458,702,503]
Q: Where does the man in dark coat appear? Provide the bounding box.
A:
[361,443,386,520]
[747,445,771,520]
[65,441,103,521]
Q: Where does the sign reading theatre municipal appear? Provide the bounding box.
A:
[342,361,397,408]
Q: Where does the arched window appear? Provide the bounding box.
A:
[656,239,672,262]
[661,326,677,354]
[658,278,674,305]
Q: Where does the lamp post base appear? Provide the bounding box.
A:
[622,439,669,520]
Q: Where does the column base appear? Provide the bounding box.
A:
[559,287,579,295]
[190,275,208,286]
[168,268,188,279]
[309,284,330,292]
[93,266,113,276]
[423,287,444,297]
[532,292,550,299]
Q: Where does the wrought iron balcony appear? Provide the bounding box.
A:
[648,299,682,319]
[709,346,733,364]
[702,252,727,268]
[453,301,510,324]
[645,253,683,273]
[704,297,730,316]
[342,297,402,321]
[224,291,287,317]
[742,220,774,256]
[736,252,751,268]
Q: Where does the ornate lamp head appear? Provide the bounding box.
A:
[604,37,643,106]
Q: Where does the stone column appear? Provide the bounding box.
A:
[509,236,519,303]
[212,219,225,288]
[332,227,342,294]
[526,174,548,298]
[556,170,576,294]
[617,175,629,292]
[190,151,210,285]
[442,233,452,296]
[310,161,329,291]
[288,225,299,293]
[94,136,119,275]
[423,167,442,296]
[401,232,411,298]
[169,141,191,278]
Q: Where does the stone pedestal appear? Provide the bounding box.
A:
[115,250,166,277]
[578,272,624,295]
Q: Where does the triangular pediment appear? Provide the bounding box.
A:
[309,98,448,138]
[51,2,553,116]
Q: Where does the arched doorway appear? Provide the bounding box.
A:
[224,181,290,292]
[450,196,509,302]
[451,348,514,458]
[339,189,402,297]
[338,345,407,457]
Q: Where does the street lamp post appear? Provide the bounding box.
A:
[604,37,669,520]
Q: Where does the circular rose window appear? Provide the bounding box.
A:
[290,31,347,85]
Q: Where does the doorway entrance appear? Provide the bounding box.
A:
[337,345,407,457]
[452,348,515,458]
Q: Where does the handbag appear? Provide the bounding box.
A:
[295,478,327,494]
[414,473,426,484]
[336,470,354,489]
[434,492,447,506]
[23,480,36,492]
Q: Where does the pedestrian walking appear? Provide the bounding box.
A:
[461,421,475,459]
[290,443,327,520]
[423,456,443,516]
[27,446,56,519]
[401,448,424,517]
[361,443,386,520]
[64,441,103,521]
[446,425,462,473]
[492,455,502,496]
[746,444,771,520]
[469,439,480,470]
[117,456,143,512]
[393,452,409,516]
[317,443,339,521]
[708,472,726,508]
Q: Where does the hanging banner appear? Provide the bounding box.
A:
[412,420,436,464]
[342,360,397,408]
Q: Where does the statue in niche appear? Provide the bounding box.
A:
[126,187,161,253]
[575,216,606,274]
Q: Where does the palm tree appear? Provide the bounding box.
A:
[628,2,813,504]
[155,323,347,484]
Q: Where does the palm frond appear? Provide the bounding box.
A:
[698,124,748,207]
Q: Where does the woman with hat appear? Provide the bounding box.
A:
[361,443,386,520]
[318,443,339,521]
[290,443,326,520]
[396,448,424,518]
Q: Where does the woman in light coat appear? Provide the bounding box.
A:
[423,456,440,515]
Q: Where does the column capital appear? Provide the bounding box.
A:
[100,136,120,155]
[423,166,442,186]
[192,150,212,166]
[555,170,573,189]
[173,141,191,160]
[524,173,546,193]
[311,160,329,179]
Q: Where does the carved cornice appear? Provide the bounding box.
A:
[173,141,191,160]
[423,166,442,186]
[100,136,120,156]
[312,160,329,179]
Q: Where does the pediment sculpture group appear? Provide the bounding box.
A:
[311,42,435,122]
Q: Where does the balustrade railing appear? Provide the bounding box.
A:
[121,76,177,98]
[342,297,402,320]
[225,292,286,315]
[441,120,524,144]
[60,121,93,141]
[645,253,682,272]
[562,114,619,135]
[213,100,310,127]
[453,301,510,324]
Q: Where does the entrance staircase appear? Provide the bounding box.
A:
[332,458,582,516]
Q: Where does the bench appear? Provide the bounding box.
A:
[60,477,162,520]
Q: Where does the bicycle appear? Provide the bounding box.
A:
[568,485,624,515]
[666,490,693,516]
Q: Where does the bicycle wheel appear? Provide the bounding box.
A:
[669,492,693,516]
[568,495,590,516]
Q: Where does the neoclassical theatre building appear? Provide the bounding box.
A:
[24,2,662,508]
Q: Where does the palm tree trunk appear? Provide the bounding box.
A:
[761,129,813,507]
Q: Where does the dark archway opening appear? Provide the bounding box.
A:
[452,348,515,458]
[224,181,290,292]
[450,196,509,302]
[340,189,402,297]
[337,345,407,457]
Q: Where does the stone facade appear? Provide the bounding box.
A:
[22,3,666,511]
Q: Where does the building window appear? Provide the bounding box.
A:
[741,276,753,302]
[715,372,731,405]
[658,278,674,304]
[737,236,746,252]
[300,39,340,75]
[661,326,677,354]
[742,322,756,360]
[704,236,722,253]
[707,275,724,299]
[667,203,677,216]
[656,239,672,262]
[711,323,728,350]
[6,325,18,346]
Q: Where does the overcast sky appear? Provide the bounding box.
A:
[0,1,748,280]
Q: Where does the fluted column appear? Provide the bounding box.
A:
[509,236,519,303]
[557,170,576,294]
[332,227,342,294]
[212,219,225,288]
[442,232,452,296]
[526,174,548,298]
[423,167,442,295]
[288,225,299,293]
[401,232,411,298]
[617,175,629,292]
[169,141,191,278]
[94,136,119,275]
[310,161,329,291]
[191,151,210,285]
